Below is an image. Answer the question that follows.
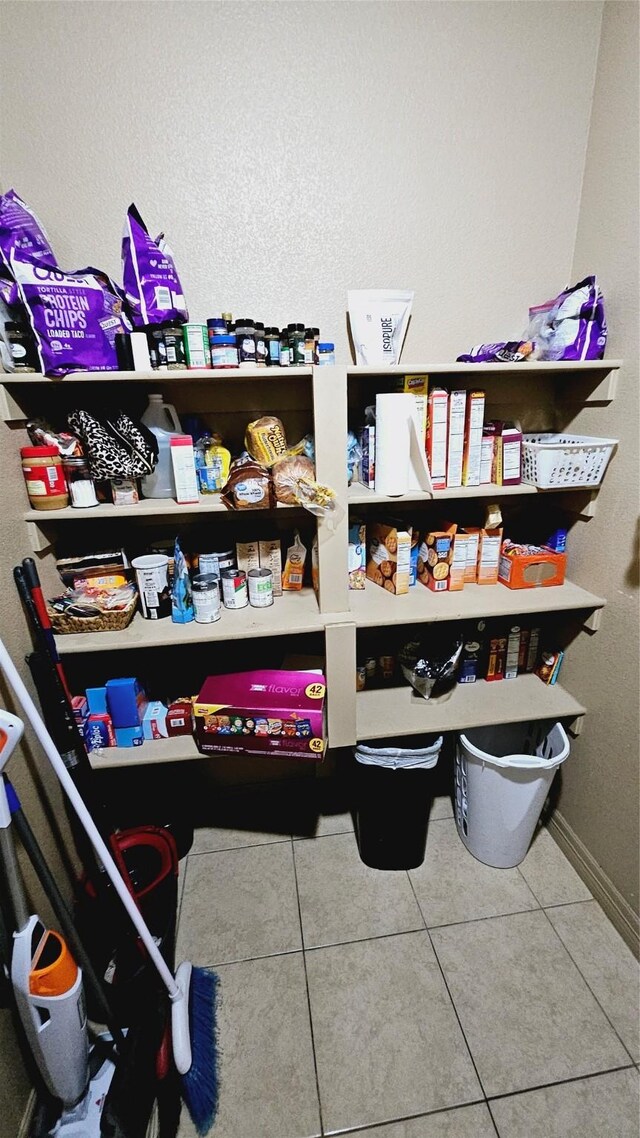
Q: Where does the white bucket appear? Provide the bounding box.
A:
[455,721,570,868]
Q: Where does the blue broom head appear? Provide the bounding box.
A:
[181,966,220,1136]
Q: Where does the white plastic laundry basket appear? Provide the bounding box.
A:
[455,721,569,868]
[355,735,443,770]
[521,433,617,489]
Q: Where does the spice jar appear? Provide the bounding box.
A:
[221,311,234,332]
[235,319,257,366]
[62,455,99,509]
[6,322,38,372]
[255,322,268,367]
[163,325,186,369]
[210,334,239,369]
[279,328,290,367]
[266,327,280,366]
[287,324,304,365]
[21,446,69,511]
[304,328,315,365]
[312,327,320,365]
[318,342,336,365]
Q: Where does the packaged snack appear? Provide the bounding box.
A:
[487,421,522,486]
[456,341,534,364]
[446,390,466,489]
[498,541,566,589]
[236,542,260,575]
[417,530,454,593]
[505,624,521,680]
[366,520,411,595]
[0,188,58,306]
[222,456,275,511]
[426,388,448,489]
[536,649,565,685]
[194,670,325,760]
[398,632,463,700]
[245,416,288,466]
[462,391,485,487]
[171,537,194,624]
[348,520,366,590]
[526,626,541,673]
[486,629,507,681]
[440,520,467,592]
[122,203,188,326]
[271,454,336,518]
[458,620,487,684]
[398,375,428,438]
[283,531,307,590]
[10,254,130,377]
[195,436,231,494]
[142,701,169,740]
[477,528,503,585]
[166,699,194,737]
[347,289,413,366]
[526,277,606,361]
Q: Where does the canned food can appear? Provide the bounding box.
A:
[221,569,248,609]
[248,567,273,608]
[199,550,235,579]
[379,655,395,681]
[192,574,221,623]
[356,665,366,692]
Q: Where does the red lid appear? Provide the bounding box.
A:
[21,446,59,458]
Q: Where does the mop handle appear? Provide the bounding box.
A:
[0,641,180,1002]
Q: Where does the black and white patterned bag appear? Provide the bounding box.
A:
[68,409,158,480]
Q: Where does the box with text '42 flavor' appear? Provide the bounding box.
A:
[193,670,326,760]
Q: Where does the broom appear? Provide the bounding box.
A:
[0,637,219,1136]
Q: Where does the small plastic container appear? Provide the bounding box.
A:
[210,334,239,369]
[21,446,69,511]
[318,342,336,365]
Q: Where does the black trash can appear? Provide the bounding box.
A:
[353,736,443,870]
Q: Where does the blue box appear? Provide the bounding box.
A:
[142,702,169,741]
[114,725,144,748]
[106,678,148,728]
[86,686,108,715]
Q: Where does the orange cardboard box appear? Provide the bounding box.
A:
[498,541,567,589]
[367,520,412,595]
[440,520,467,591]
[477,528,503,585]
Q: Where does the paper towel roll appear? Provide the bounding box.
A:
[375,393,433,497]
[375,394,411,496]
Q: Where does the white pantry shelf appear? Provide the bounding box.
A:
[347,579,604,629]
[348,482,540,507]
[54,589,323,654]
[88,734,200,770]
[23,496,296,521]
[346,360,622,377]
[356,675,585,741]
[1,365,313,384]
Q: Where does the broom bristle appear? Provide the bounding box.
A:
[180,966,220,1136]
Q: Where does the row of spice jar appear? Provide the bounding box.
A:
[115,315,335,373]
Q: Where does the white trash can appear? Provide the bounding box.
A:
[455,721,570,868]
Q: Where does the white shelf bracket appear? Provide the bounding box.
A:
[568,714,585,738]
[324,621,357,748]
[583,609,603,633]
[27,523,53,554]
[0,385,26,423]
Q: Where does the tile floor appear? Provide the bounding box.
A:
[175,782,639,1138]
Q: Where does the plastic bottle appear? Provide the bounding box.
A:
[140,394,184,498]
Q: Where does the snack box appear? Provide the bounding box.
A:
[477,527,503,585]
[498,541,567,589]
[194,670,326,760]
[366,520,411,595]
[348,520,366,590]
[440,520,467,592]
[417,530,454,592]
[426,388,448,489]
[142,701,169,740]
[166,699,194,736]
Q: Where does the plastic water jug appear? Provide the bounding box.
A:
[141,394,184,498]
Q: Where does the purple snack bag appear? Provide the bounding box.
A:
[457,341,533,364]
[122,203,188,326]
[530,276,607,361]
[10,252,130,377]
[0,189,58,305]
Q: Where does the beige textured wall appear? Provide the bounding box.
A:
[0,1,603,359]
[0,0,611,1125]
[558,1,640,923]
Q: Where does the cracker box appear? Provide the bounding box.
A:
[446,390,467,489]
[348,520,366,589]
[462,391,485,487]
[440,520,467,592]
[477,527,503,585]
[367,520,411,595]
[488,420,522,486]
[194,670,326,760]
[461,527,481,583]
[417,530,454,592]
[498,541,567,589]
[398,375,429,440]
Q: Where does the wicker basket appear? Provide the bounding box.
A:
[521,433,618,489]
[48,595,138,635]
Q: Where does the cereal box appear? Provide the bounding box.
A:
[193,670,326,760]
[366,520,411,595]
